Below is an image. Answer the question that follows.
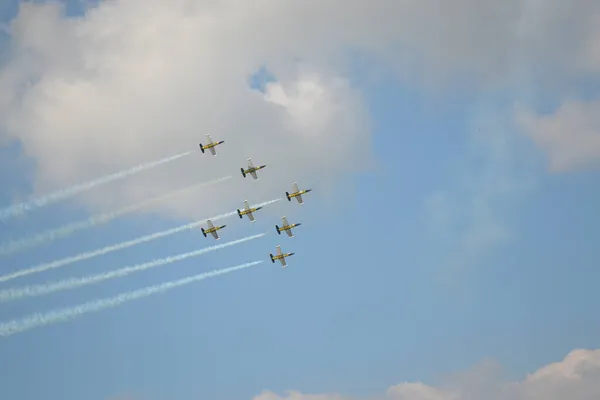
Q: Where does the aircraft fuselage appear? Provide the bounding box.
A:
[205,225,225,233]
[272,253,294,260]
[202,140,224,150]
[289,189,312,198]
[243,165,266,174]
[281,223,300,231]
[240,206,262,215]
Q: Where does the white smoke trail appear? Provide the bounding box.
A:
[0,260,263,337]
[0,151,192,221]
[0,175,232,256]
[0,233,266,302]
[0,198,280,283]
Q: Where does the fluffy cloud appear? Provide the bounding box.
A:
[254,348,600,400]
[517,99,600,172]
[0,0,381,219]
[1,0,600,218]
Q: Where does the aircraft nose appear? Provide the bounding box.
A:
[290,253,295,256]
[296,223,302,226]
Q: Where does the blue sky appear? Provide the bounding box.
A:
[1,1,600,400]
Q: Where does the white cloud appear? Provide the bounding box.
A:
[0,0,599,217]
[0,1,374,218]
[253,349,600,400]
[517,99,600,172]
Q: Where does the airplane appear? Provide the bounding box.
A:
[285,182,312,204]
[269,245,295,267]
[241,158,267,180]
[275,216,302,237]
[237,200,263,222]
[201,219,226,240]
[199,134,225,155]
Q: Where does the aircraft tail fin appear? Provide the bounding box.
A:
[237,209,242,218]
[241,168,246,178]
[275,225,280,234]
[199,143,205,153]
[285,192,291,201]
[201,228,207,237]
[269,254,275,263]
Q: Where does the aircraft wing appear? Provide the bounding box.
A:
[205,134,213,144]
[209,146,217,155]
[250,170,258,180]
[211,230,219,240]
[243,200,250,210]
[275,245,283,256]
[295,193,304,204]
[247,158,255,169]
[246,211,255,221]
[279,257,287,267]
[207,219,215,230]
[285,228,294,238]
[292,182,300,193]
[281,216,289,226]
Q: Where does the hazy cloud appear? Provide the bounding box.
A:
[517,99,600,172]
[254,349,600,400]
[0,0,599,217]
[423,112,538,274]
